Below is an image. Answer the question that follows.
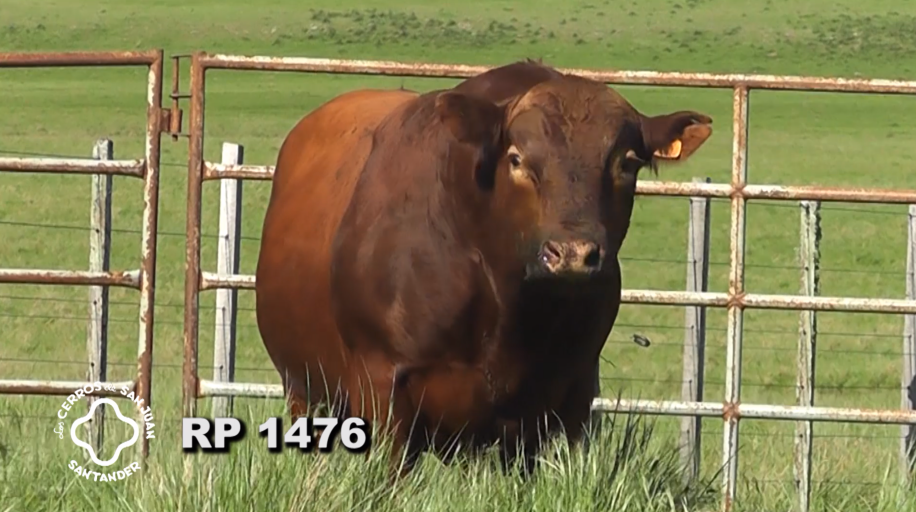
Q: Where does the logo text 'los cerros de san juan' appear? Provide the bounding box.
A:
[54,382,156,483]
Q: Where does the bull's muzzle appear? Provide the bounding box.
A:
[537,239,605,275]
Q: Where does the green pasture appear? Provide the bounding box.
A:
[1,0,916,510]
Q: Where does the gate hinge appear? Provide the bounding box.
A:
[157,106,184,139]
[161,53,192,140]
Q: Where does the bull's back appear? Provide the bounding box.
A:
[255,88,417,408]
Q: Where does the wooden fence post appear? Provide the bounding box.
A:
[902,205,916,485]
[87,139,113,452]
[212,142,244,418]
[680,176,711,482]
[795,200,821,512]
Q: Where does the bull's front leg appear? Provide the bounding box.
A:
[347,355,427,482]
[555,366,603,453]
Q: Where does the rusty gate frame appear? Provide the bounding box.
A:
[0,49,173,459]
[178,51,916,510]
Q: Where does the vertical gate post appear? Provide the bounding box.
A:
[902,205,916,485]
[795,200,821,512]
[86,139,113,453]
[722,85,750,512]
[681,176,711,482]
[212,142,244,418]
[183,52,206,419]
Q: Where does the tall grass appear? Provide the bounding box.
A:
[3,405,912,511]
[2,409,722,512]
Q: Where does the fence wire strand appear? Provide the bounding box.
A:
[0,306,907,356]
[0,354,909,393]
[0,217,906,274]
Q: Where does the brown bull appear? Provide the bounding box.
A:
[255,61,561,418]
[256,61,713,476]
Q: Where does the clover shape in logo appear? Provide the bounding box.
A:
[70,398,140,467]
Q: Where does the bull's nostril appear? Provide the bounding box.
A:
[583,245,603,268]
[540,241,563,266]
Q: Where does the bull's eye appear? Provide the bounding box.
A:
[507,145,535,186]
[507,146,522,168]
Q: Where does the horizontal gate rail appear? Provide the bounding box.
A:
[0,268,142,288]
[0,49,165,459]
[592,398,916,425]
[199,161,916,205]
[180,52,916,512]
[0,157,146,176]
[195,53,916,94]
[0,379,137,396]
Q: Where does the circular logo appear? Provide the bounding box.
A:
[54,382,155,482]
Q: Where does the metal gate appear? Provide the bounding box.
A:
[176,52,916,511]
[0,50,171,458]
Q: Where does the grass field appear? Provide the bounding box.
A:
[2,0,916,510]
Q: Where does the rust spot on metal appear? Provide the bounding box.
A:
[157,108,169,133]
[136,351,152,398]
[157,107,182,136]
[723,492,733,512]
[729,182,746,200]
[169,107,184,137]
[723,401,741,422]
[726,292,746,310]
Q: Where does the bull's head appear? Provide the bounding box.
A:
[435,74,713,281]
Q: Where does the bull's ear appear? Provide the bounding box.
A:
[435,90,508,190]
[641,111,713,162]
[434,91,506,146]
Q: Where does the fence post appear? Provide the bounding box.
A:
[902,205,916,485]
[86,139,113,453]
[795,200,820,512]
[680,176,711,482]
[212,142,244,418]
